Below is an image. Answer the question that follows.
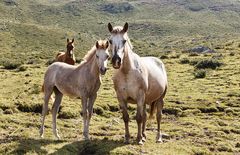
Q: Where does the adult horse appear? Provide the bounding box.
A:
[108,23,168,145]
[56,38,76,65]
[40,40,109,140]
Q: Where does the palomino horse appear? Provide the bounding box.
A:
[56,38,76,65]
[108,23,168,145]
[40,40,109,139]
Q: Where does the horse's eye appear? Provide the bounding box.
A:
[96,55,99,58]
[109,40,112,44]
[122,40,126,45]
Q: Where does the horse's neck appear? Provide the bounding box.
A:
[89,56,99,77]
[121,46,135,73]
[76,54,99,78]
[66,50,73,58]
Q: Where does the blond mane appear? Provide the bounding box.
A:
[83,45,97,62]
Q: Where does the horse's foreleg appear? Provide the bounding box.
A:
[86,93,97,138]
[136,94,145,145]
[119,100,130,144]
[142,104,147,142]
[156,99,164,143]
[40,89,52,138]
[52,91,63,139]
[81,97,89,140]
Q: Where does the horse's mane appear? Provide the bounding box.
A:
[76,45,97,68]
[83,46,97,62]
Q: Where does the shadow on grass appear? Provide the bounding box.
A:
[50,138,126,155]
[6,136,126,155]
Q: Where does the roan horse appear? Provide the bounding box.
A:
[56,38,76,65]
[108,23,168,145]
[40,40,109,139]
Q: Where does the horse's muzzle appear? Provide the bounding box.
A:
[112,55,121,69]
[100,67,107,75]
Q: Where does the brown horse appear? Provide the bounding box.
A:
[56,38,76,65]
[108,23,168,145]
[40,40,109,140]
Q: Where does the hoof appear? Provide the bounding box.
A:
[138,140,144,145]
[124,139,130,144]
[40,134,44,138]
[53,130,61,140]
[156,139,163,143]
[142,137,146,142]
[83,135,90,141]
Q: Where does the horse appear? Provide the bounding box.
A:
[56,38,76,65]
[108,23,168,145]
[40,40,110,140]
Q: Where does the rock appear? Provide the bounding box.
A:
[187,46,216,53]
[162,133,170,139]
[100,2,134,14]
[4,109,13,114]
[4,0,17,6]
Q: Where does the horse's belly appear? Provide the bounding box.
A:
[145,81,166,104]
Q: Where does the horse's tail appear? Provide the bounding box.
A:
[149,101,157,119]
[149,86,167,119]
[42,84,44,93]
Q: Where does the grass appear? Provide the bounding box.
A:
[0,0,240,154]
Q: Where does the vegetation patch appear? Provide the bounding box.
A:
[163,107,182,116]
[194,69,206,78]
[179,58,190,64]
[16,101,42,113]
[195,59,222,69]
[1,60,23,70]
[198,107,218,113]
[58,110,79,119]
[100,2,134,14]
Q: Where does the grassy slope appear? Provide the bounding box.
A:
[0,0,240,154]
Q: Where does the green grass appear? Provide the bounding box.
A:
[1,0,240,154]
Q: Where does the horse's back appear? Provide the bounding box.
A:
[141,57,167,82]
[45,62,75,83]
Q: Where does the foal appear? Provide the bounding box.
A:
[40,40,109,140]
[56,38,76,65]
[108,23,168,145]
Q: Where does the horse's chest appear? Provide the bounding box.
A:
[114,73,146,100]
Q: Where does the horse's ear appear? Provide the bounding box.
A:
[122,22,128,33]
[96,41,99,49]
[72,38,74,43]
[67,38,69,43]
[108,23,113,32]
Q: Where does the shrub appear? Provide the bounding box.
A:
[195,59,222,69]
[2,60,22,70]
[16,101,42,113]
[198,107,218,113]
[45,58,55,66]
[163,107,182,116]
[194,69,206,78]
[94,106,104,115]
[160,55,168,59]
[58,110,79,119]
[17,66,27,72]
[179,58,190,64]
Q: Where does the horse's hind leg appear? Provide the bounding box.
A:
[156,98,164,143]
[40,86,53,138]
[52,87,63,139]
[142,104,147,142]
